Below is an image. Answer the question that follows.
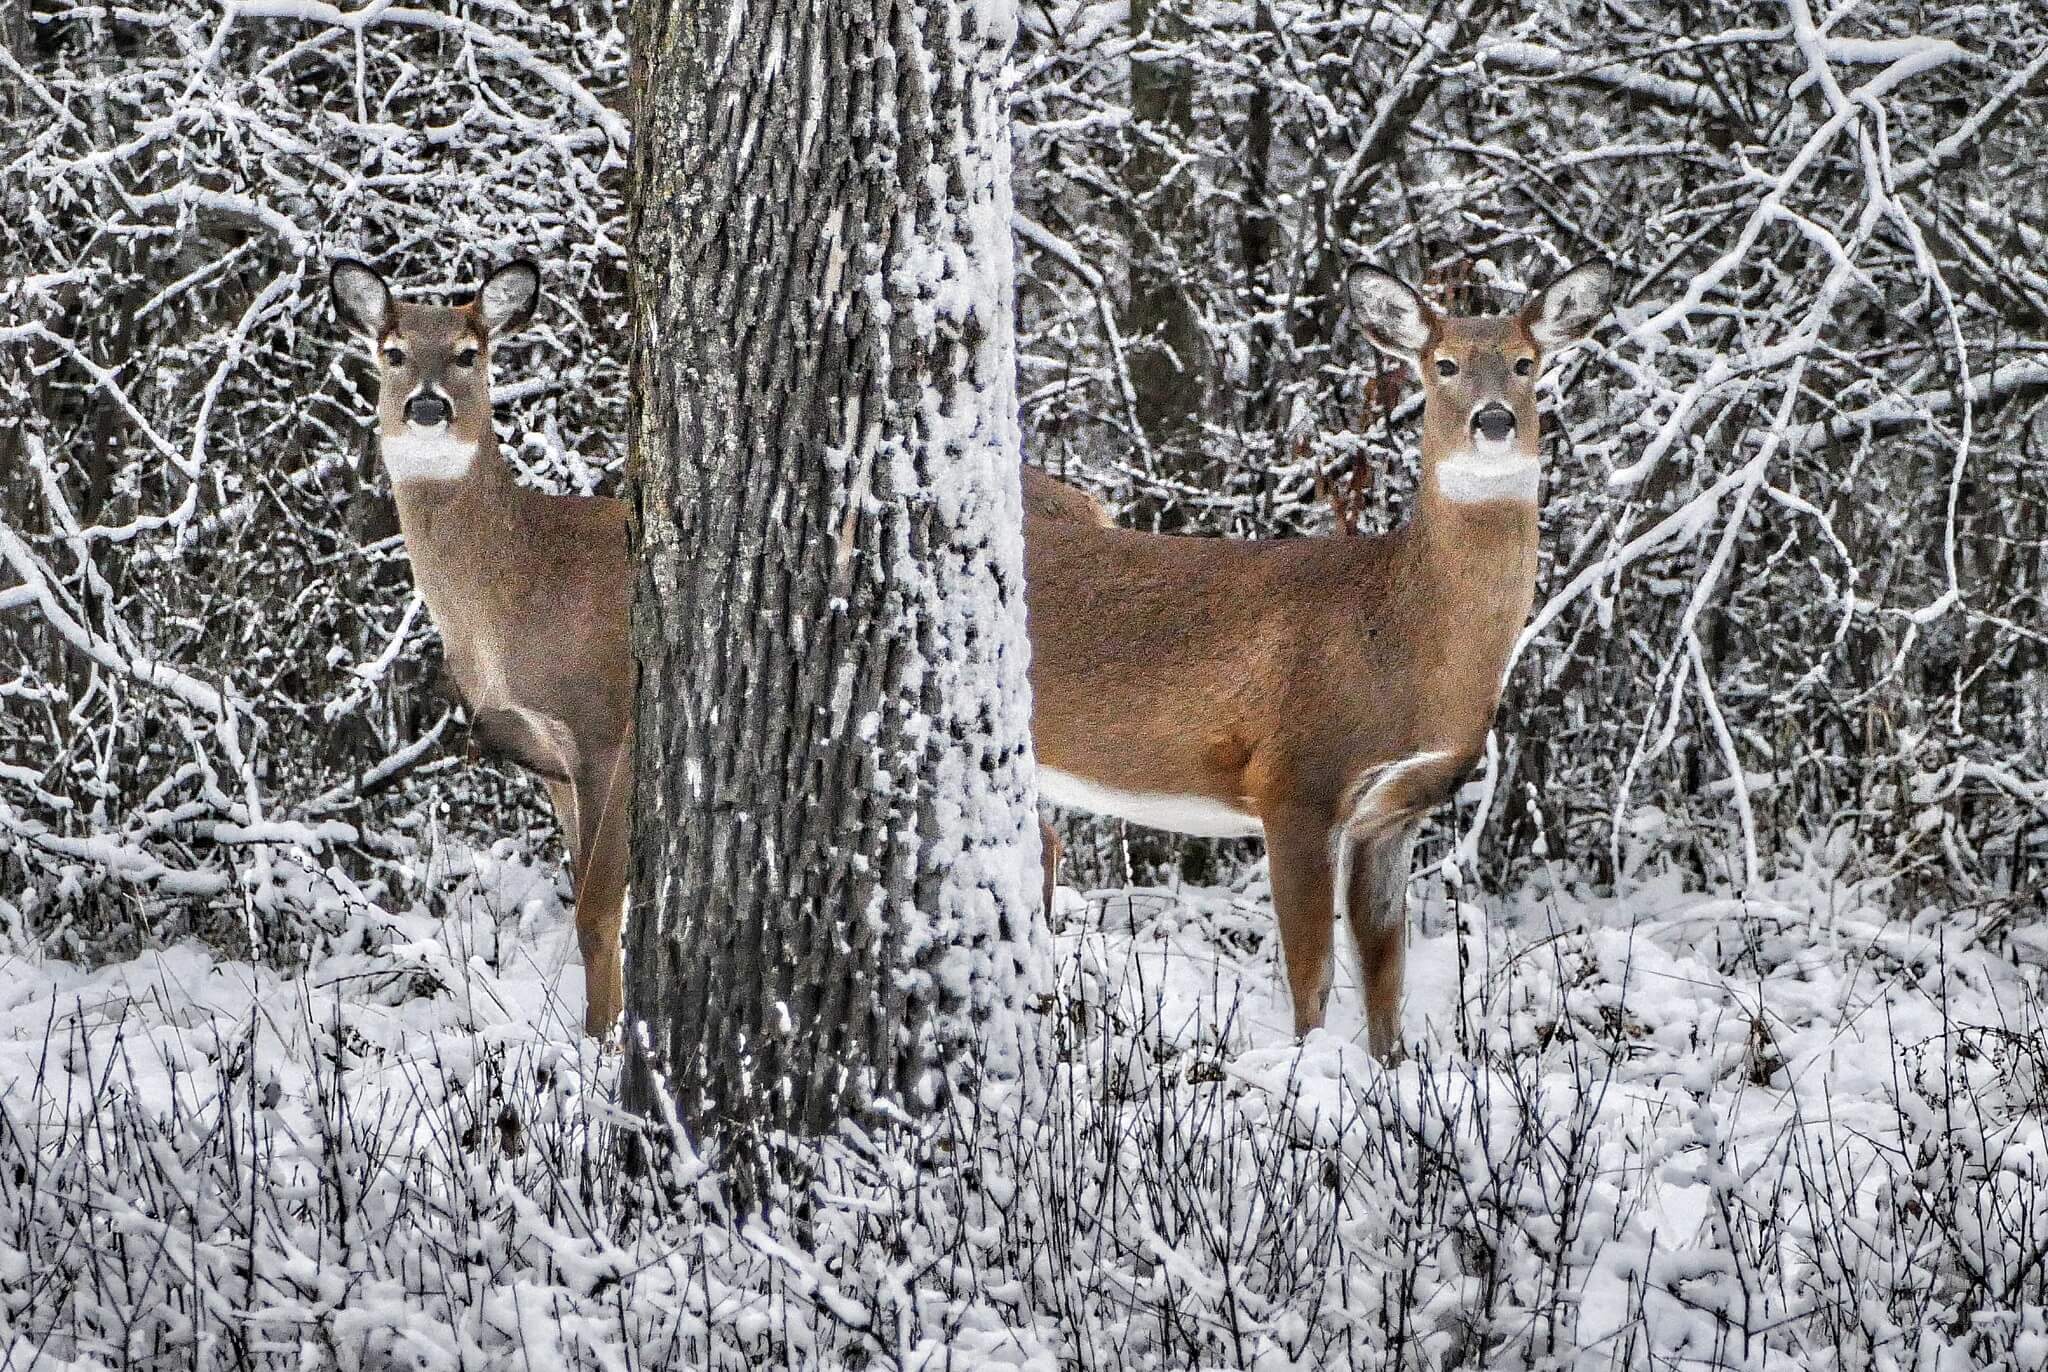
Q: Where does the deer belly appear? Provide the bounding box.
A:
[1038,767,1264,838]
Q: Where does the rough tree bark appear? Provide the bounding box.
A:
[623,0,1044,1196]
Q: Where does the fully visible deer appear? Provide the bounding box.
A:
[1025,261,1611,1059]
[330,259,631,1037]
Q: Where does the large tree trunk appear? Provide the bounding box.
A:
[623,0,1043,1200]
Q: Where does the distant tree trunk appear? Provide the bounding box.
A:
[0,2,26,120]
[2,0,35,495]
[623,0,1043,1203]
[1,0,49,670]
[1123,0,1209,519]
[1239,2,1277,425]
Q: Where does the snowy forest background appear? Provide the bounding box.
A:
[4,1,2047,1369]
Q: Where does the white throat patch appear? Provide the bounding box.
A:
[381,427,478,484]
[1434,445,1540,505]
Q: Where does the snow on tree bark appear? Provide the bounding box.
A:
[624,0,1044,1162]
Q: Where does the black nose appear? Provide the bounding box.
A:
[1472,404,1516,443]
[405,394,451,427]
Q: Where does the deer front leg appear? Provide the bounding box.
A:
[1263,809,1339,1038]
[571,744,631,1038]
[1039,818,1062,918]
[542,778,580,883]
[1342,821,1420,1063]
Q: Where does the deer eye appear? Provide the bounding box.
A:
[1514,357,1535,376]
[454,346,480,368]
[383,345,408,368]
[1435,358,1458,378]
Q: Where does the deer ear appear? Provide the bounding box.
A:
[1520,263,1611,350]
[330,259,391,339]
[478,260,540,336]
[1347,267,1435,362]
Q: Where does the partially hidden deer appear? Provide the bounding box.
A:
[1024,261,1611,1059]
[331,258,631,1037]
[1018,464,1111,913]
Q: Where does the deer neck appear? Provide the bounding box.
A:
[381,424,517,614]
[1402,446,1543,681]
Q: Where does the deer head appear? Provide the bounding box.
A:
[1348,262,1610,504]
[330,258,540,483]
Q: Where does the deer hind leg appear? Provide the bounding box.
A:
[1331,749,1471,1062]
[571,742,631,1038]
[1039,818,1063,918]
[1263,808,1340,1038]
[1340,822,1420,1062]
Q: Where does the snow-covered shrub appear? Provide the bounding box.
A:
[4,857,2043,1369]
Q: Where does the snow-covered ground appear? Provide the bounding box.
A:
[3,837,2045,1369]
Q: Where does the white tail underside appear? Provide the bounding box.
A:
[1038,767,1265,838]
